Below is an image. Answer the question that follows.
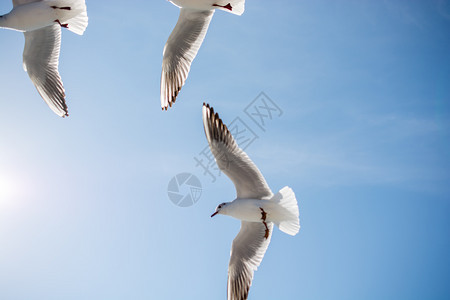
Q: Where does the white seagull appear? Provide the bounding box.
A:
[203,103,300,300]
[161,0,245,110]
[0,0,88,117]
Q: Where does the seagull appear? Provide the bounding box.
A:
[161,0,245,110]
[203,103,300,300]
[0,0,88,117]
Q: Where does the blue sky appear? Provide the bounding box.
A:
[1,0,449,299]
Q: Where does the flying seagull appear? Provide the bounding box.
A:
[203,103,300,300]
[0,0,88,117]
[161,0,245,110]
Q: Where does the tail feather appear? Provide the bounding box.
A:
[271,187,300,236]
[66,10,88,35]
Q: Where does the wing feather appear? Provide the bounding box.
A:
[23,25,68,117]
[228,221,273,300]
[161,8,214,109]
[202,103,272,199]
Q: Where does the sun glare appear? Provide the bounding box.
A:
[0,176,18,205]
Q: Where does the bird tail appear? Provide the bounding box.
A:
[214,0,245,16]
[271,186,300,236]
[47,0,88,35]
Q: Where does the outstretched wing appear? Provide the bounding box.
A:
[161,8,214,110]
[228,221,273,300]
[202,103,272,199]
[23,25,68,117]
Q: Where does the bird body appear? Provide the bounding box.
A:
[0,1,78,32]
[220,198,270,223]
[0,2,57,32]
[1,0,87,35]
[215,187,300,236]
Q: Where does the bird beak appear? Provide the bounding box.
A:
[211,211,218,218]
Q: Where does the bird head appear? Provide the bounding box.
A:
[211,202,228,217]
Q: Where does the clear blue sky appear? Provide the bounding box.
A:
[1,0,449,299]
